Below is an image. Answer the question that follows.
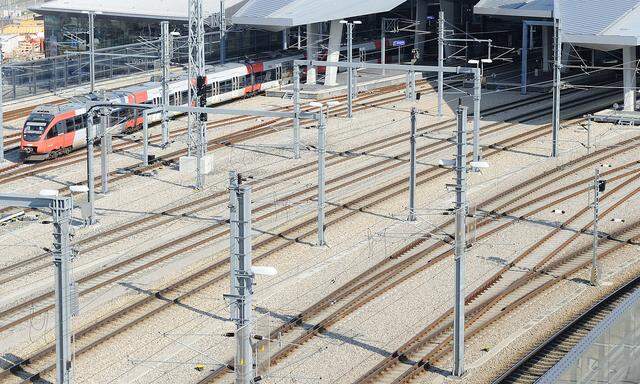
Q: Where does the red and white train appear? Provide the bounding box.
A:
[20,56,291,159]
[20,38,400,160]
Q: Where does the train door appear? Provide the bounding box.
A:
[276,65,282,81]
[232,76,241,92]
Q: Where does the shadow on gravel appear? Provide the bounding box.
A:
[255,306,392,358]
[0,353,53,383]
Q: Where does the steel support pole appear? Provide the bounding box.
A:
[228,171,239,321]
[453,105,468,377]
[100,110,108,194]
[88,12,95,93]
[86,117,96,225]
[142,110,150,166]
[293,65,301,159]
[161,21,170,147]
[408,107,417,221]
[347,23,353,119]
[233,184,254,384]
[381,19,386,75]
[317,111,326,246]
[551,16,562,158]
[472,71,482,164]
[591,168,600,286]
[52,197,73,384]
[0,44,4,164]
[438,11,445,118]
[521,22,528,95]
[219,0,227,65]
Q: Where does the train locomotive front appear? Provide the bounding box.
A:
[20,105,90,160]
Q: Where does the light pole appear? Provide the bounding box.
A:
[340,20,361,119]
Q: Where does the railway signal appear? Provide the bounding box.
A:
[591,169,606,286]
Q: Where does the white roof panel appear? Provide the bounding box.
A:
[475,0,640,47]
[474,0,553,18]
[33,0,248,20]
[231,0,407,27]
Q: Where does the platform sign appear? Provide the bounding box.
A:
[393,40,406,47]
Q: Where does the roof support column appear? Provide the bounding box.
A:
[542,25,550,72]
[623,46,637,111]
[413,0,428,57]
[306,23,320,84]
[324,20,343,86]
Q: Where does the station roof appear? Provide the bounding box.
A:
[231,0,407,28]
[474,0,640,48]
[32,0,248,21]
[474,0,553,19]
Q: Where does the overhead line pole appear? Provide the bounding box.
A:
[226,178,255,383]
[188,0,208,189]
[381,18,386,75]
[0,194,75,384]
[85,115,96,225]
[317,108,327,246]
[0,43,4,164]
[292,65,301,159]
[160,20,171,147]
[453,104,468,377]
[551,5,562,158]
[99,109,109,194]
[88,11,96,94]
[438,11,444,118]
[219,0,227,65]
[408,107,417,221]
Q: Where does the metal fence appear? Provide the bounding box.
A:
[0,32,218,102]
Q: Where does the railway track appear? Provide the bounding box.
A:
[0,85,608,382]
[0,76,438,183]
[0,92,573,335]
[351,172,640,383]
[197,138,640,383]
[494,274,640,384]
[0,78,575,288]
[0,80,612,299]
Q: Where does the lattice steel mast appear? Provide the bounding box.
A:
[188,0,208,189]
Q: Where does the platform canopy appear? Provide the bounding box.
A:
[475,0,640,48]
[231,0,407,28]
[474,0,553,18]
[32,0,248,20]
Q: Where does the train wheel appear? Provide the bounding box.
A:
[49,150,59,159]
[63,147,71,156]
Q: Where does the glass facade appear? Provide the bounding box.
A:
[41,13,283,62]
[555,293,640,384]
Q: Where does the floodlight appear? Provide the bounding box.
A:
[339,20,348,24]
[252,266,278,276]
[309,101,324,108]
[467,59,479,65]
[39,189,59,197]
[69,185,89,193]
[353,20,362,25]
[439,159,456,167]
[470,161,490,169]
[481,59,493,64]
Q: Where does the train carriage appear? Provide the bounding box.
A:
[19,57,291,160]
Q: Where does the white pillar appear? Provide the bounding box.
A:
[306,23,319,84]
[542,26,550,72]
[324,20,343,86]
[623,46,637,111]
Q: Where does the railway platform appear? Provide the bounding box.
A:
[267,68,424,100]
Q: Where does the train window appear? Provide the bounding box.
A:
[181,91,188,103]
[169,94,176,105]
[206,84,213,97]
[220,80,232,93]
[55,121,67,135]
